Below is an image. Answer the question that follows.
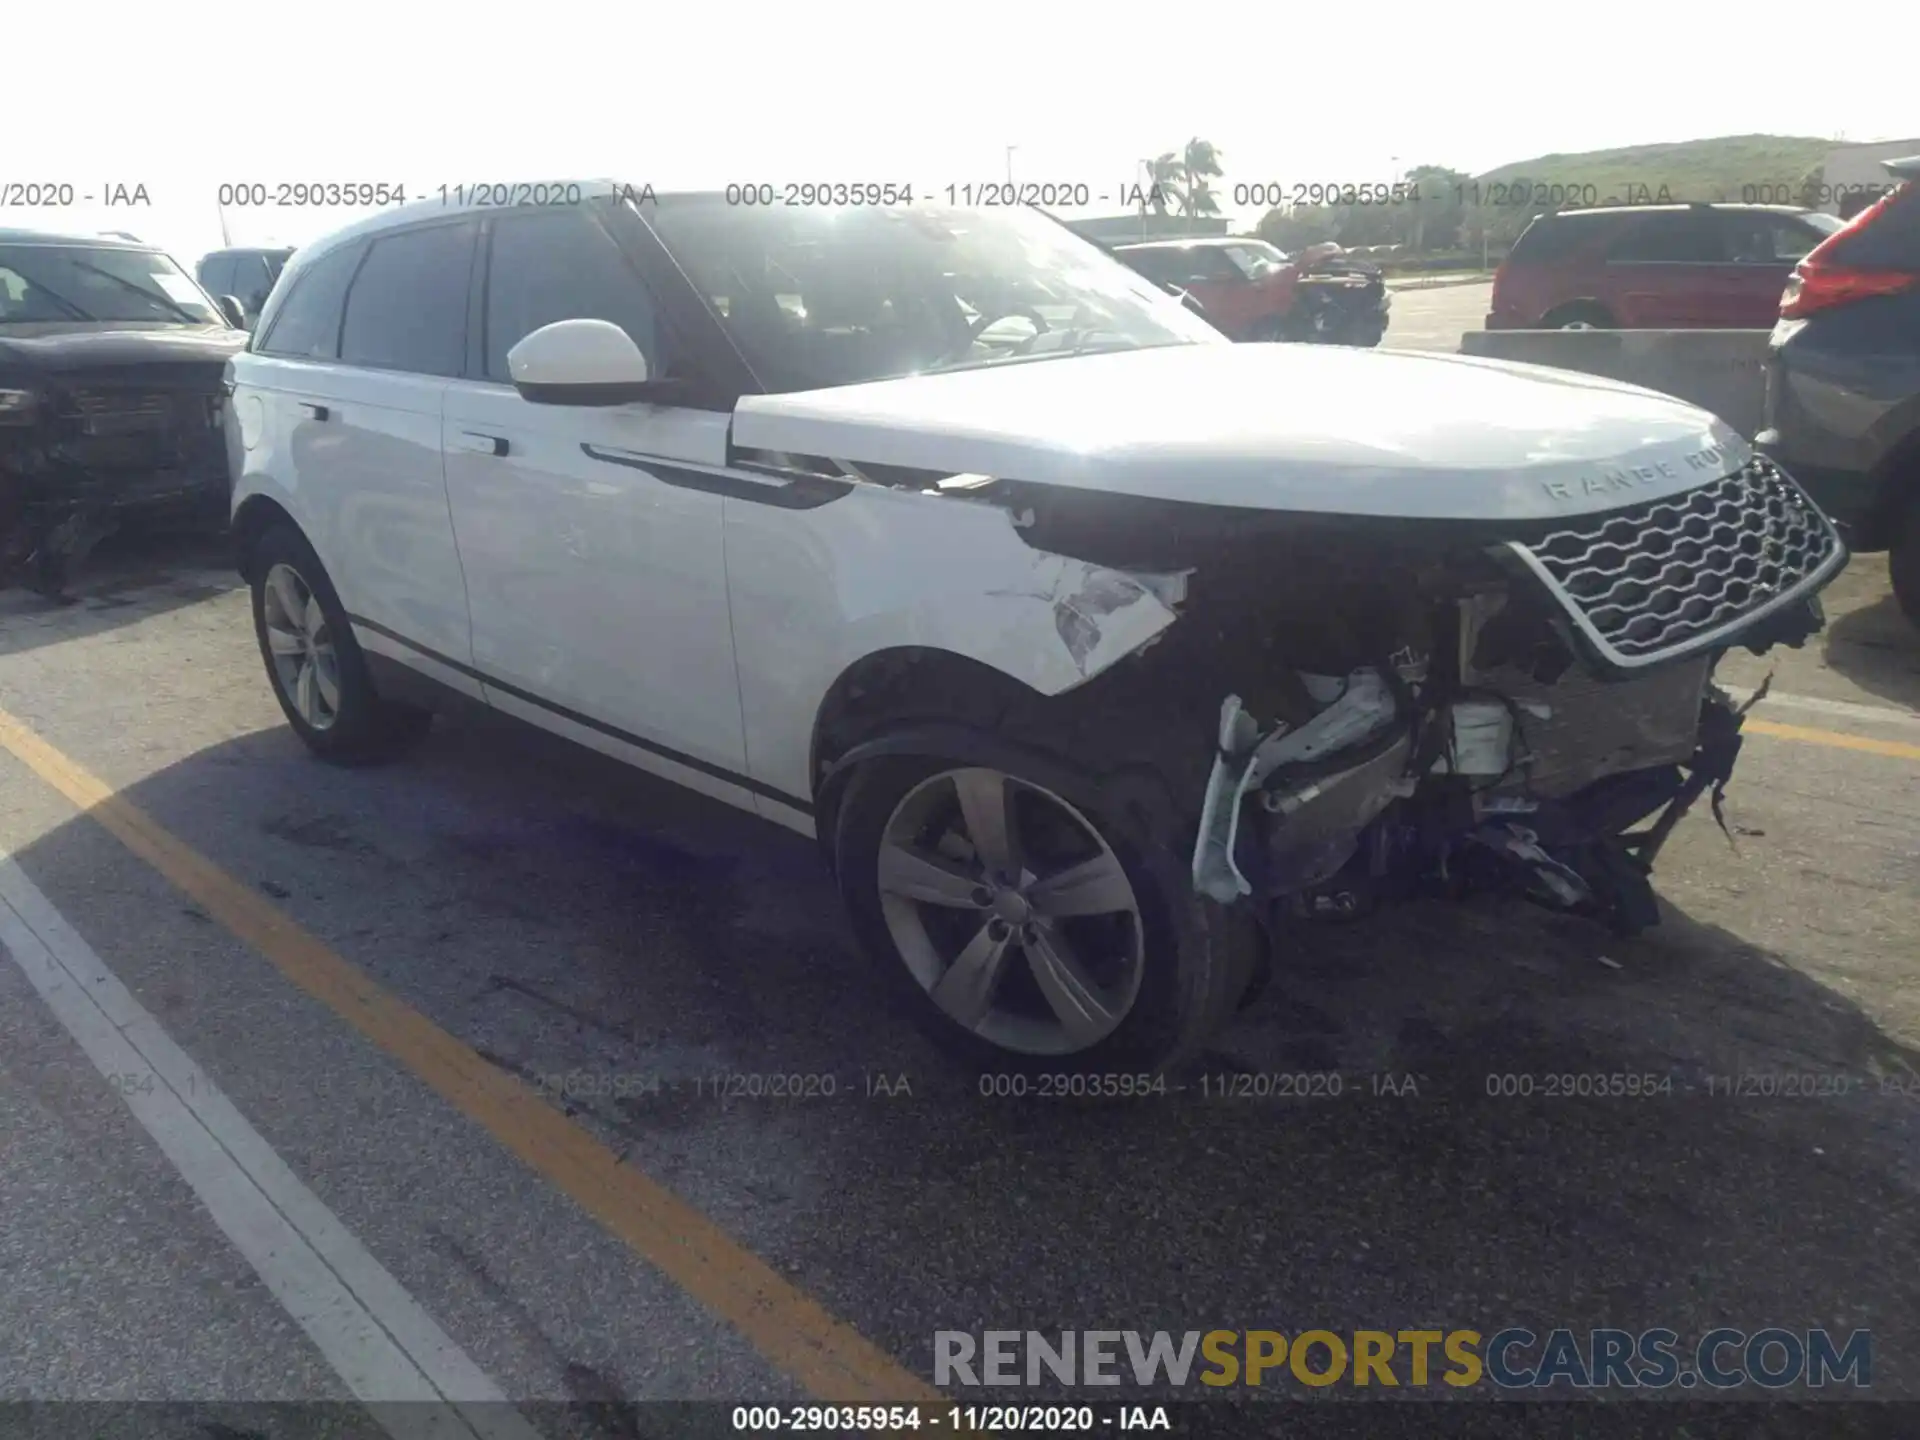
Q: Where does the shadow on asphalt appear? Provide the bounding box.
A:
[0,527,238,660]
[15,684,1920,1418]
[1825,593,1920,713]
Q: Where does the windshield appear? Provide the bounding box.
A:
[0,244,223,326]
[645,200,1224,392]
[1802,212,1847,235]
[1222,241,1287,277]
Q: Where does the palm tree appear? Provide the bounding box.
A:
[1144,153,1183,216]
[1179,138,1225,223]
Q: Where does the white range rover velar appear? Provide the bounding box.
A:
[225,184,1847,1073]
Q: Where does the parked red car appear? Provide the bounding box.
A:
[1112,238,1300,340]
[1487,203,1847,330]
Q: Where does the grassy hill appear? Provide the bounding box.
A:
[1476,134,1833,205]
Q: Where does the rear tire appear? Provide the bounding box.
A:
[1891,493,1920,628]
[832,752,1192,1077]
[247,523,432,762]
[1541,302,1614,330]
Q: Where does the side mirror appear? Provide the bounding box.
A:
[506,318,684,406]
[1165,286,1207,318]
[217,294,248,330]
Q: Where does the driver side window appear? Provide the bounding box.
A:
[484,209,661,382]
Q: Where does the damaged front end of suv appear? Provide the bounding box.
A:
[0,232,244,598]
[1172,453,1842,939]
[950,439,1844,946]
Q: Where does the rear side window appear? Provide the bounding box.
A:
[1118,249,1179,283]
[483,208,659,381]
[1607,213,1723,263]
[198,254,234,299]
[1179,248,1244,282]
[255,242,363,359]
[231,253,274,307]
[1505,214,1608,264]
[340,223,475,376]
[1822,181,1920,269]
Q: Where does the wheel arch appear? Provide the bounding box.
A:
[1861,414,1920,550]
[806,645,1189,867]
[1541,299,1615,327]
[231,492,301,583]
[808,647,1045,846]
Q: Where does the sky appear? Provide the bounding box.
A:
[6,0,1919,269]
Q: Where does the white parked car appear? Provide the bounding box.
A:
[226,183,1846,1074]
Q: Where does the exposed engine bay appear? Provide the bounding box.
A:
[1176,458,1838,937]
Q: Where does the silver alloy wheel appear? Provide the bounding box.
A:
[262,561,341,731]
[876,767,1146,1056]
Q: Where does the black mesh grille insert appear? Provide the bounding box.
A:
[1513,456,1840,661]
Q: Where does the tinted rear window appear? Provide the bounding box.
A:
[257,242,362,359]
[1505,213,1612,265]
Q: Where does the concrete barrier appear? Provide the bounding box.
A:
[1459,329,1771,438]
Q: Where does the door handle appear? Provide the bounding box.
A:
[454,431,509,457]
[299,401,330,421]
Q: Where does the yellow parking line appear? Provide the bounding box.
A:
[0,703,937,1407]
[1743,718,1920,763]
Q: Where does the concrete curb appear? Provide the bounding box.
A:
[1385,273,1495,291]
[1459,329,1771,436]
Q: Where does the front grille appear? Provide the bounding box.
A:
[1508,456,1842,667]
[65,389,217,436]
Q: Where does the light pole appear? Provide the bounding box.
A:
[1005,146,1018,184]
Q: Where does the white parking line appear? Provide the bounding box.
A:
[0,854,543,1440]
[1730,687,1920,729]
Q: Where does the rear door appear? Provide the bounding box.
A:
[1601,211,1726,326]
[253,222,481,695]
[1718,213,1828,326]
[440,204,753,807]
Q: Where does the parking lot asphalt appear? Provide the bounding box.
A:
[1,530,1917,1435]
[1384,280,1494,353]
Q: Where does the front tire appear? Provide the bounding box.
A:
[248,523,432,762]
[833,754,1190,1075]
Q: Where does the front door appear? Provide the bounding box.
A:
[440,205,752,806]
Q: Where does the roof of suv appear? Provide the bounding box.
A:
[287,179,653,265]
[0,227,159,250]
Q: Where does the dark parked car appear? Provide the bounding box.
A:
[1756,157,1920,624]
[0,230,246,596]
[1488,203,1846,330]
[196,246,294,330]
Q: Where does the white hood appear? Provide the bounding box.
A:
[731,343,1752,522]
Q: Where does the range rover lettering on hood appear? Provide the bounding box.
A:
[731,344,1751,523]
[1541,445,1733,504]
